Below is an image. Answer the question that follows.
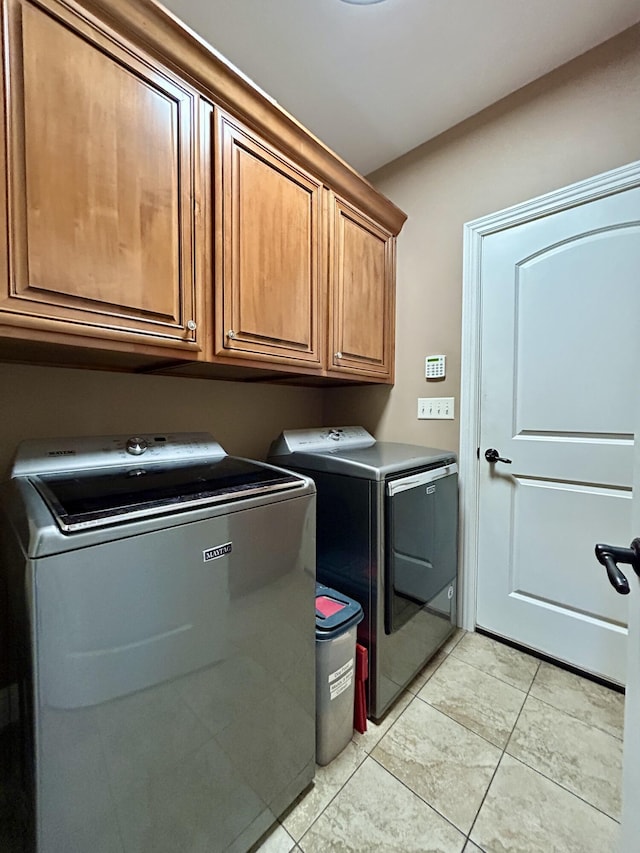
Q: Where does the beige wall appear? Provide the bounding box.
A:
[324,24,640,454]
[0,363,324,479]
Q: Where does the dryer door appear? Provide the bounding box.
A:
[385,466,458,633]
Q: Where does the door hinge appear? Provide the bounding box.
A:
[476,447,480,460]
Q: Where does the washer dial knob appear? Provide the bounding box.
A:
[125,436,149,456]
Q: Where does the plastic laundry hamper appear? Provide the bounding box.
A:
[315,583,364,766]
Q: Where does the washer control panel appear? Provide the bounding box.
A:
[11,432,225,476]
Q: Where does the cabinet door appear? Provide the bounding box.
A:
[214,110,323,368]
[1,0,199,353]
[329,194,395,381]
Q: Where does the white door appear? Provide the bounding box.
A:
[474,181,640,683]
[619,397,640,851]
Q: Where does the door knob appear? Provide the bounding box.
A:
[595,538,640,595]
[485,448,512,464]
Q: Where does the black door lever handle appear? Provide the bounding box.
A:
[485,448,512,464]
[595,539,640,595]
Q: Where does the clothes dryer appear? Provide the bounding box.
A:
[269,426,457,720]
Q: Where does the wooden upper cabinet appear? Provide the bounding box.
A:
[328,194,395,381]
[0,0,200,353]
[213,109,324,368]
[0,0,406,378]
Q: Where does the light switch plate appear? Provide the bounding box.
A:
[417,397,455,419]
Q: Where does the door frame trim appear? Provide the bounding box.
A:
[458,159,640,631]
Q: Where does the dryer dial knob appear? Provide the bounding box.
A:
[126,436,149,456]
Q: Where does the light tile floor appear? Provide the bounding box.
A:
[254,629,625,853]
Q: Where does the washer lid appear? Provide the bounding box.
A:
[31,457,304,532]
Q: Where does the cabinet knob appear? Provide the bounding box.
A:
[227,330,236,339]
[334,352,342,359]
[186,320,197,331]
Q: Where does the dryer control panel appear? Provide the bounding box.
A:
[269,426,375,456]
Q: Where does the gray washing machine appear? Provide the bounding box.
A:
[0,433,316,853]
[269,426,458,721]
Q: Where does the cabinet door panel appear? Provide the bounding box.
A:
[216,111,323,367]
[329,196,394,380]
[2,0,198,349]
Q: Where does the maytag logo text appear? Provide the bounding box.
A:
[203,542,233,562]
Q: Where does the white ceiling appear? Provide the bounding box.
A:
[163,0,640,175]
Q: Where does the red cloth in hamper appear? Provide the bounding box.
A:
[354,643,368,734]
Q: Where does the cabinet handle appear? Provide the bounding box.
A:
[227,330,236,339]
[186,320,197,331]
[334,351,342,359]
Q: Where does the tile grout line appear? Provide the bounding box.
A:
[446,638,623,746]
[523,689,624,742]
[449,651,623,841]
[368,749,469,844]
[476,629,626,697]
[451,639,625,745]
[381,646,619,846]
[449,646,538,693]
[407,652,449,696]
[283,755,364,848]
[497,752,621,826]
[363,633,478,843]
[291,691,421,848]
[413,666,527,752]
[500,689,623,823]
[464,658,542,846]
